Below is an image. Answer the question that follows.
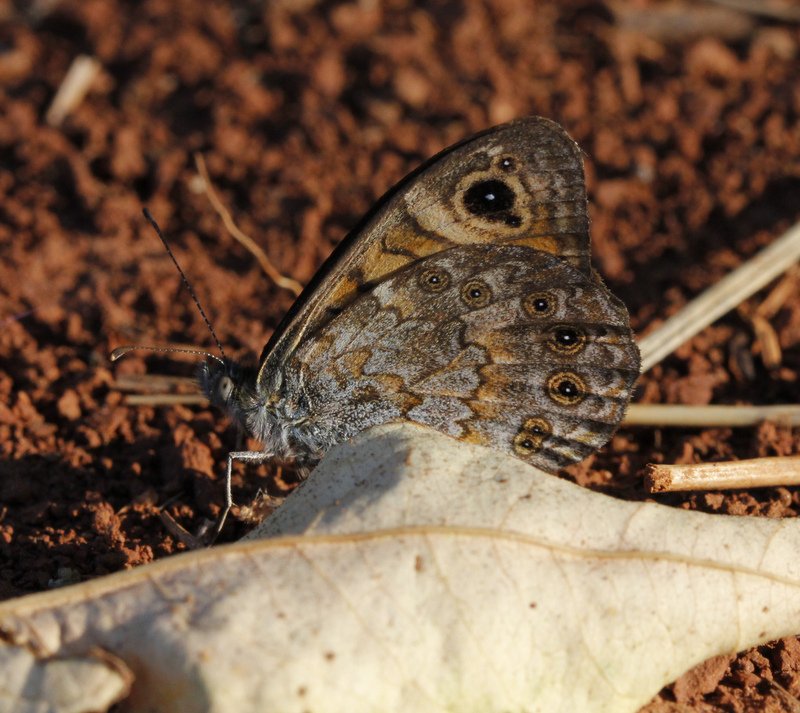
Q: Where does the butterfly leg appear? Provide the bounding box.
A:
[208,449,272,544]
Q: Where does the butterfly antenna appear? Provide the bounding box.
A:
[110,345,225,365]
[142,207,227,361]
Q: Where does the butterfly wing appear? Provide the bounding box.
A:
[258,117,591,392]
[289,244,640,472]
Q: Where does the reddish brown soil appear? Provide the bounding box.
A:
[2,1,800,709]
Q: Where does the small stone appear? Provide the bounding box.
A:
[685,38,740,78]
[57,390,82,421]
[313,52,345,98]
[394,67,431,108]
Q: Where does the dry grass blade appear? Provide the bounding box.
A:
[45,55,101,126]
[637,220,800,372]
[756,265,800,319]
[193,153,304,297]
[113,374,199,394]
[734,265,798,370]
[708,0,800,21]
[609,0,755,42]
[750,313,783,369]
[24,0,66,23]
[765,678,800,713]
[624,403,800,427]
[112,362,205,405]
[125,394,207,406]
[158,510,207,549]
[646,455,800,493]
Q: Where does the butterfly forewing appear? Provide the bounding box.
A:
[257,117,591,393]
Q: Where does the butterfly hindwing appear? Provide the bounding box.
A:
[292,244,639,472]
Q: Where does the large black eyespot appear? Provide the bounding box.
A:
[513,417,552,456]
[463,179,515,217]
[547,371,586,405]
[419,267,451,292]
[460,279,492,308]
[548,325,586,355]
[523,291,556,318]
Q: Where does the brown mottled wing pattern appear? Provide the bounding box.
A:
[291,245,640,472]
[258,117,590,393]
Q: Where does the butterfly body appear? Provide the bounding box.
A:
[200,117,640,510]
[200,359,320,464]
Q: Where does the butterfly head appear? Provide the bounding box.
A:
[199,357,259,429]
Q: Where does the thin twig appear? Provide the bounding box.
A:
[624,403,800,427]
[646,456,800,493]
[750,313,783,369]
[735,266,799,370]
[158,510,207,549]
[637,220,800,372]
[45,55,101,126]
[125,394,208,406]
[765,678,800,713]
[193,153,303,297]
[26,0,66,23]
[756,266,800,319]
[707,0,800,22]
[609,0,755,42]
[113,374,199,394]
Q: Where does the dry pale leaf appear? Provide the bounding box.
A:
[2,644,132,712]
[3,423,800,713]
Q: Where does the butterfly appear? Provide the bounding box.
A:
[195,116,640,535]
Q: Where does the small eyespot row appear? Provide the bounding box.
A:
[546,371,586,405]
[548,325,586,355]
[417,269,495,310]
[498,156,516,172]
[523,291,556,318]
[513,416,552,456]
[419,267,451,292]
[460,279,492,308]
